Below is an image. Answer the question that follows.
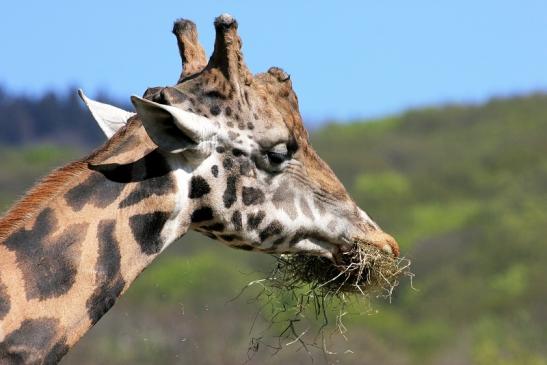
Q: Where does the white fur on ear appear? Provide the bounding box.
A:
[78,89,135,138]
[131,95,218,153]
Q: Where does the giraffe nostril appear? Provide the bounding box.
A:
[383,234,400,257]
[354,231,400,257]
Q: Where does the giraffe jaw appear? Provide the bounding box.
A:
[288,233,397,267]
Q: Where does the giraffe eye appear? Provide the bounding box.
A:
[267,151,288,165]
[256,144,291,172]
[266,144,290,165]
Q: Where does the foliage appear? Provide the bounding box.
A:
[0,86,115,147]
[1,92,546,364]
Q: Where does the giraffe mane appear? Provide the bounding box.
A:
[0,160,88,241]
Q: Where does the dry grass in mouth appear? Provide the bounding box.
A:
[239,243,413,360]
[274,242,411,297]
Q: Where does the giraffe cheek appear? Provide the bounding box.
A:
[272,186,297,220]
[299,197,314,220]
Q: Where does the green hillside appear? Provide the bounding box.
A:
[313,94,547,364]
[1,93,546,365]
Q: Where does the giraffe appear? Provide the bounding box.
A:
[0,14,399,364]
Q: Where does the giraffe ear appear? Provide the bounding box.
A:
[130,95,218,153]
[78,89,135,138]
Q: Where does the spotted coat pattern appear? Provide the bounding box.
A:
[0,14,398,364]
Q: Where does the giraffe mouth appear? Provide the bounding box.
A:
[276,237,409,295]
[289,237,343,263]
[288,232,399,268]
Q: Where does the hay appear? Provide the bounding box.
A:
[273,242,411,297]
[239,242,413,360]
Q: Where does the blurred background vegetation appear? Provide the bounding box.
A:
[0,88,546,364]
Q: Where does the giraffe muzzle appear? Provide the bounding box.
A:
[357,231,400,257]
[341,228,400,259]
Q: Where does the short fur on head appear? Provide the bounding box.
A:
[121,14,400,261]
[0,14,401,363]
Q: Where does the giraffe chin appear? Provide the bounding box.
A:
[285,234,399,269]
[288,237,339,262]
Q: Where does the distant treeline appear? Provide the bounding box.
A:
[1,90,547,364]
[0,86,128,148]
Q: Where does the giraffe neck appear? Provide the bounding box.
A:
[0,124,192,363]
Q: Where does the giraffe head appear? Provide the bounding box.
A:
[88,14,399,263]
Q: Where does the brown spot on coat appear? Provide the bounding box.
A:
[210,105,221,116]
[242,187,265,206]
[228,131,238,140]
[247,211,265,230]
[211,165,219,177]
[44,337,69,364]
[129,211,171,255]
[188,176,211,199]
[259,220,283,242]
[223,175,238,208]
[231,211,243,231]
[0,317,63,364]
[119,174,175,208]
[64,172,124,212]
[0,278,10,320]
[4,208,88,300]
[190,207,214,223]
[86,220,126,325]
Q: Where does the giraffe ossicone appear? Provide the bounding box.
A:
[0,14,399,363]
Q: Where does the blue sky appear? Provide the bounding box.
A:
[1,1,546,122]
